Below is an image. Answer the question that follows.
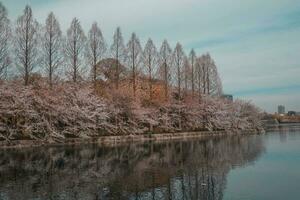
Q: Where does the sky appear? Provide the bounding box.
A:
[2,0,300,113]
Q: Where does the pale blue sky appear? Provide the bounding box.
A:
[2,0,300,112]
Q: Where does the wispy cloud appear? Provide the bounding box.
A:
[188,9,300,49]
[235,85,300,96]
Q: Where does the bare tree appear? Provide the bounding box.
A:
[87,22,106,87]
[110,27,125,89]
[172,42,185,99]
[183,55,191,95]
[158,40,172,101]
[208,58,223,96]
[14,5,39,85]
[0,2,11,80]
[64,18,86,82]
[195,56,203,98]
[189,49,196,97]
[143,38,158,100]
[42,12,62,87]
[198,53,222,96]
[203,54,209,94]
[126,32,142,98]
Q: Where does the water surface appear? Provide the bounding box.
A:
[0,125,300,200]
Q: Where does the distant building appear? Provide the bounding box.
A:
[287,111,297,116]
[221,94,233,102]
[278,105,285,114]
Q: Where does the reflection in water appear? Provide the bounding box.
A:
[267,123,300,134]
[0,135,265,200]
[267,124,300,144]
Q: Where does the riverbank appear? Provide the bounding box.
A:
[0,129,262,149]
[0,81,263,143]
[263,115,300,124]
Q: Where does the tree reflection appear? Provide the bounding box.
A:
[0,135,265,200]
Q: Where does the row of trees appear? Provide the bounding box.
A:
[0,3,222,100]
[0,3,264,141]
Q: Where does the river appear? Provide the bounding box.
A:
[0,125,300,200]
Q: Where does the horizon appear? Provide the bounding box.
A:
[2,0,300,113]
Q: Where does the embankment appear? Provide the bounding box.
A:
[0,129,261,149]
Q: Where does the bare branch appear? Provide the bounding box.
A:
[143,38,158,100]
[158,40,172,101]
[42,12,63,87]
[86,22,106,86]
[172,42,185,99]
[14,5,39,85]
[0,2,11,80]
[126,32,142,98]
[64,18,86,82]
[110,27,125,89]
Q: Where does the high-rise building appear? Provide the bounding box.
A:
[278,105,285,114]
[221,94,233,102]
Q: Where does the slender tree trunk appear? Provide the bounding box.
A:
[184,66,188,96]
[149,54,153,100]
[207,69,210,95]
[93,64,97,88]
[24,20,29,86]
[73,39,77,82]
[49,57,52,88]
[191,58,194,98]
[49,30,53,88]
[198,69,202,103]
[164,61,168,101]
[177,60,181,99]
[132,43,136,98]
[93,42,97,89]
[116,44,119,90]
[203,65,206,94]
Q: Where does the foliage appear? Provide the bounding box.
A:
[0,80,263,142]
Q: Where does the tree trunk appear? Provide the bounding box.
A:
[164,62,168,101]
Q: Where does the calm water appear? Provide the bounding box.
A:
[0,125,300,200]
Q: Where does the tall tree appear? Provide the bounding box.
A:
[206,55,222,96]
[0,2,10,80]
[195,56,205,100]
[64,18,86,82]
[198,54,223,96]
[110,27,125,90]
[126,32,142,98]
[202,54,209,94]
[172,42,185,99]
[42,12,62,87]
[87,22,106,87]
[14,5,39,85]
[195,56,203,98]
[158,40,172,101]
[183,55,191,95]
[143,38,158,100]
[189,49,196,97]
